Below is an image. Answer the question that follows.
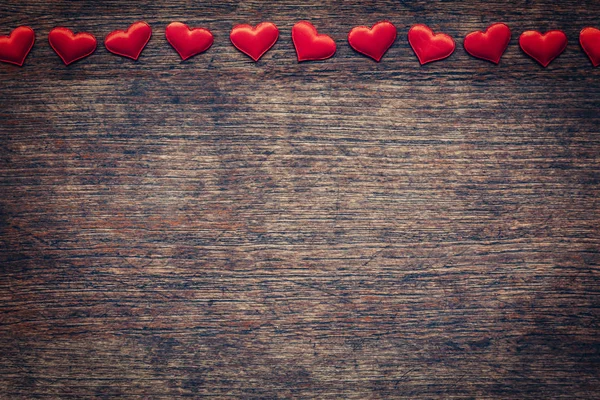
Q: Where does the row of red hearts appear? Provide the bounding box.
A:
[1,21,599,68]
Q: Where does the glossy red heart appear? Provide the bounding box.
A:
[0,26,35,66]
[519,30,567,67]
[348,21,397,62]
[48,27,97,65]
[464,23,511,64]
[166,22,213,60]
[580,27,600,67]
[105,21,152,60]
[408,24,455,65]
[292,21,336,62]
[230,22,279,61]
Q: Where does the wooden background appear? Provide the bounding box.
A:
[1,0,599,398]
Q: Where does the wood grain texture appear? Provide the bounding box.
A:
[1,0,599,398]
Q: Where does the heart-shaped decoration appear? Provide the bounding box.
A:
[0,26,35,66]
[408,24,455,65]
[48,27,97,65]
[348,21,397,62]
[580,27,600,67]
[464,23,511,64]
[105,21,152,60]
[292,21,336,62]
[166,22,213,60]
[230,22,279,61]
[519,30,567,67]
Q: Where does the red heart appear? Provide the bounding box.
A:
[408,24,455,65]
[348,21,397,62]
[519,30,567,67]
[48,27,97,65]
[166,22,213,60]
[580,27,600,67]
[292,21,336,62]
[230,22,279,61]
[0,26,35,66]
[464,23,511,64]
[105,21,152,60]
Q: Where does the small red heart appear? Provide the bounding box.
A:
[408,24,455,65]
[0,26,35,66]
[105,21,152,60]
[230,22,279,61]
[48,27,97,65]
[464,23,511,64]
[348,21,397,62]
[292,21,336,62]
[166,22,213,61]
[580,27,600,67]
[519,30,567,67]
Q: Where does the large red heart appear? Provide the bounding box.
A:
[48,27,97,65]
[166,22,213,61]
[230,22,279,61]
[0,26,35,66]
[580,27,600,67]
[519,30,567,67]
[463,23,511,64]
[292,21,336,62]
[408,24,455,65]
[105,21,152,60]
[348,21,397,62]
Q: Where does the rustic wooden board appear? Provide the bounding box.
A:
[1,1,599,398]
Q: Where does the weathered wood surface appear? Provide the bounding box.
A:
[1,1,599,398]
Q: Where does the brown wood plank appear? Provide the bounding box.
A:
[1,0,599,398]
